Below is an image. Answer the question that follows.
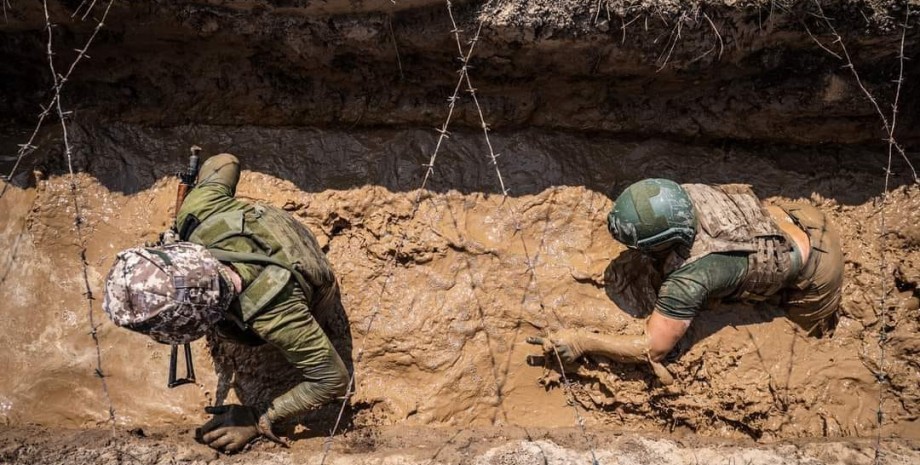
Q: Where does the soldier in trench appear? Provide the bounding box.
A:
[101,153,350,453]
[528,179,843,384]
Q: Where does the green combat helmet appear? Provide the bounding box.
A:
[607,178,697,253]
[102,242,235,344]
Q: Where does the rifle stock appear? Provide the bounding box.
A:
[174,184,190,220]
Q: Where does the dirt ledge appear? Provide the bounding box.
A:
[2,425,920,465]
[0,0,918,144]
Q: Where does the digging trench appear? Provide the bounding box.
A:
[1,1,920,464]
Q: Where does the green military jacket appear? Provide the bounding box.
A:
[176,154,348,423]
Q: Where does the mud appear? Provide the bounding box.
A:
[1,123,918,445]
[3,425,920,465]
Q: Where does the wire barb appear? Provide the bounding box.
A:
[1,0,117,199]
[809,3,916,463]
[38,0,123,459]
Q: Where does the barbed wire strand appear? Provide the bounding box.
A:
[810,3,913,463]
[72,0,99,20]
[42,1,123,462]
[318,9,487,465]
[445,4,505,197]
[874,6,909,464]
[1,0,114,199]
[44,0,116,431]
[445,3,600,463]
[812,0,917,183]
[43,0,117,428]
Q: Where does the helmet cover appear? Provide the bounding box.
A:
[102,242,233,344]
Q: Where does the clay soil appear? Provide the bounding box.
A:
[2,125,920,463]
[1,1,920,464]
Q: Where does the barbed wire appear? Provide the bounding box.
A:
[445,2,600,463]
[318,6,488,464]
[445,4,505,197]
[872,6,910,464]
[809,2,913,463]
[811,1,917,183]
[1,0,115,199]
[42,0,118,436]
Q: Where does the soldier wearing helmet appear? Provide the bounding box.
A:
[103,153,349,453]
[528,178,843,384]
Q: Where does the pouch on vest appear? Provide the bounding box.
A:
[186,204,332,321]
[679,183,794,302]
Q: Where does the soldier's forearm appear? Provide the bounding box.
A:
[646,311,691,362]
[575,332,674,385]
[577,333,649,364]
[266,368,349,424]
[249,287,350,424]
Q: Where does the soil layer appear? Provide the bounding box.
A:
[1,1,918,144]
[2,425,920,465]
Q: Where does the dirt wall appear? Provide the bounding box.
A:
[1,1,918,145]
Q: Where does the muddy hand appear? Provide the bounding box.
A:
[526,329,588,366]
[196,404,278,453]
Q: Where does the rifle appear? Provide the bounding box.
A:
[167,145,202,389]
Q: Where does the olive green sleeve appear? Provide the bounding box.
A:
[248,283,349,423]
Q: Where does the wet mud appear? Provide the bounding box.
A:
[1,124,918,445]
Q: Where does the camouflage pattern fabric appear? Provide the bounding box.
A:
[679,183,793,301]
[103,242,234,344]
[177,153,351,423]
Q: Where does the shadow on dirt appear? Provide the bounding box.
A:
[3,122,917,207]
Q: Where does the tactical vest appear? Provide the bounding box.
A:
[181,204,335,325]
[675,184,794,301]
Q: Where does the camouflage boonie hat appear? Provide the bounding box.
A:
[103,242,234,345]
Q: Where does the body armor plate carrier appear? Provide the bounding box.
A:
[679,183,793,301]
[184,204,335,323]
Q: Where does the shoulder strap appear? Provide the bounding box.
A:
[207,249,312,302]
